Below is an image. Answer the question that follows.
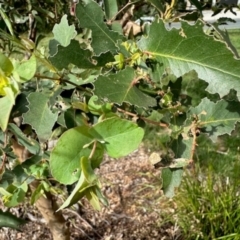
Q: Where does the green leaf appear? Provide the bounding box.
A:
[94,51,115,67]
[94,67,156,107]
[52,15,77,47]
[30,181,49,204]
[63,108,88,129]
[0,210,27,230]
[58,156,99,211]
[13,155,42,184]
[0,52,13,75]
[88,95,113,116]
[76,1,124,55]
[3,182,28,207]
[85,186,102,210]
[162,168,183,198]
[0,8,14,36]
[188,98,240,141]
[89,117,144,158]
[49,40,95,70]
[0,87,15,131]
[22,92,58,142]
[50,126,104,184]
[138,20,240,99]
[8,123,40,155]
[11,93,29,115]
[180,70,208,106]
[26,162,48,179]
[172,136,194,159]
[103,0,118,20]
[14,55,37,81]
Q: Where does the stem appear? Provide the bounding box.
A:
[109,0,141,22]
[34,73,91,92]
[0,132,8,175]
[116,107,168,127]
[189,121,198,175]
[30,180,71,240]
[89,140,97,159]
[190,122,198,162]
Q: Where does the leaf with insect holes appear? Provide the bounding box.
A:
[23,92,58,142]
[188,98,240,141]
[8,123,40,155]
[94,67,156,107]
[49,40,95,70]
[52,15,77,47]
[76,1,124,55]
[138,20,240,99]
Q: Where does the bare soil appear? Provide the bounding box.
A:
[0,147,182,240]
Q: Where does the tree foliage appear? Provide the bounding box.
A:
[0,0,240,228]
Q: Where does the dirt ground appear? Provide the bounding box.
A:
[0,147,182,240]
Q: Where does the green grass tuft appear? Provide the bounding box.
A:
[174,162,240,240]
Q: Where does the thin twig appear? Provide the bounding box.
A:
[189,121,198,175]
[34,73,91,92]
[116,107,168,127]
[89,140,97,159]
[109,0,140,23]
[0,132,8,175]
[190,122,198,162]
